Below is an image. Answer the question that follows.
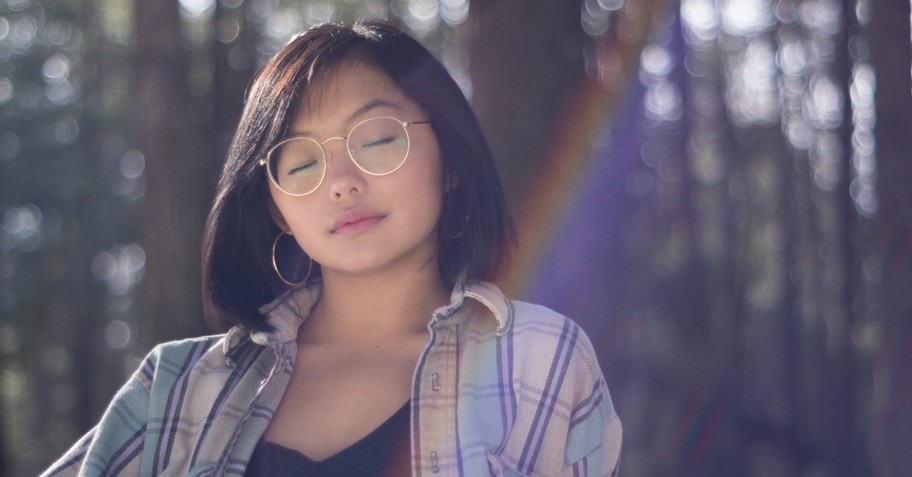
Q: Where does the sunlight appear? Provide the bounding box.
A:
[720,0,774,35]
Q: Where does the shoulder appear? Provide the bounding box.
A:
[507,300,603,378]
[509,299,579,330]
[132,333,236,391]
[505,301,607,423]
[458,282,602,379]
[147,333,226,354]
[458,281,606,403]
[139,334,226,369]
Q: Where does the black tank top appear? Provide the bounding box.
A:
[244,401,411,477]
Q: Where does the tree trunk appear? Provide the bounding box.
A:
[824,0,866,473]
[464,0,589,209]
[134,0,209,348]
[868,0,912,474]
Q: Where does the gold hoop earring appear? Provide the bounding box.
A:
[272,232,312,287]
[447,212,469,239]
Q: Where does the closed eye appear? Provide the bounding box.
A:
[362,136,396,148]
[288,161,318,175]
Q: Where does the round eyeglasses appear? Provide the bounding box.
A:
[259,116,432,196]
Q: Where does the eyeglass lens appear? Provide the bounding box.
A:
[268,117,411,195]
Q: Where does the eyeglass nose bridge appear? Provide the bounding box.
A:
[318,135,353,165]
[319,135,347,147]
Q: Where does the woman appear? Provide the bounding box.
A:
[43,21,622,477]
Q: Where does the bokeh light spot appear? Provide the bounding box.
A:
[0,76,12,103]
[53,116,80,144]
[721,0,774,35]
[105,320,132,349]
[0,132,20,160]
[42,346,71,376]
[0,368,25,399]
[119,150,145,179]
[682,0,719,41]
[626,169,655,195]
[440,0,469,26]
[178,0,214,19]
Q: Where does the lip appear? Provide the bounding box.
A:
[330,207,385,235]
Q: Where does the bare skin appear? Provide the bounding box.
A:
[261,61,451,461]
[263,271,448,460]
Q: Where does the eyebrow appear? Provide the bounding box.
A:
[290,99,403,137]
[348,99,402,122]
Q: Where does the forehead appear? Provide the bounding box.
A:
[293,61,413,123]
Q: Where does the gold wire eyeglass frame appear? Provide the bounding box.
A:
[258,116,432,196]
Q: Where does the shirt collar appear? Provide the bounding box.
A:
[224,278,513,353]
[222,284,321,355]
[438,279,512,335]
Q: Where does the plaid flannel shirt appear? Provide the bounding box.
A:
[42,280,622,476]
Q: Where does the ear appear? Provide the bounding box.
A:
[268,199,291,234]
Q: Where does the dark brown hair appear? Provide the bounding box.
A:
[202,20,514,332]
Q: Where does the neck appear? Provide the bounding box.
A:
[302,265,450,346]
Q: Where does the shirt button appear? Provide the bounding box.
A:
[431,450,440,473]
[431,373,440,391]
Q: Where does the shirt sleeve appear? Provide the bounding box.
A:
[563,327,623,477]
[601,410,623,476]
[39,353,155,477]
[562,387,623,477]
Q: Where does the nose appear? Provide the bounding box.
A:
[322,138,366,199]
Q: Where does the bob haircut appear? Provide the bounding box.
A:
[202,20,514,332]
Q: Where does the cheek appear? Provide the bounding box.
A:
[267,196,290,231]
[271,194,319,238]
[387,166,444,228]
[412,157,445,215]
[422,183,446,230]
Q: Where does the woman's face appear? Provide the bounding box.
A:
[268,61,445,279]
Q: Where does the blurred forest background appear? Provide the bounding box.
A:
[1,0,910,475]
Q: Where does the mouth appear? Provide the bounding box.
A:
[330,208,385,235]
